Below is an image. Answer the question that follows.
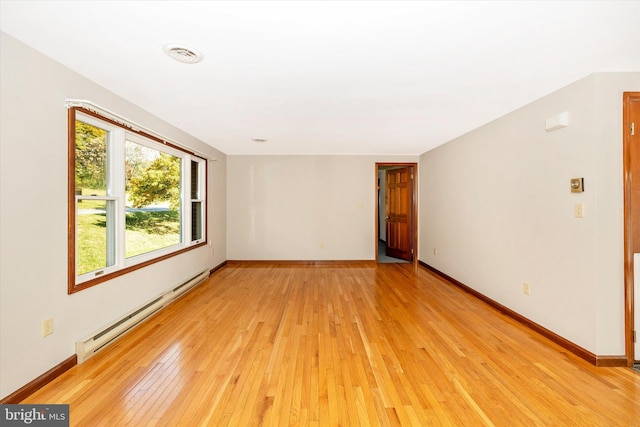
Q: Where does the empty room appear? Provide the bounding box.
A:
[1,1,640,425]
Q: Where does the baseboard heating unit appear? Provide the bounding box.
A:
[75,269,210,363]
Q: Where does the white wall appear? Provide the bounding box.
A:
[227,155,417,260]
[0,33,227,399]
[419,72,640,355]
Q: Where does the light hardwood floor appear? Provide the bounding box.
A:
[23,263,640,426]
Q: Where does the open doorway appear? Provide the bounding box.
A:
[376,163,417,264]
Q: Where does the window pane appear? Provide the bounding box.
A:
[191,201,202,241]
[75,120,108,195]
[125,141,182,258]
[77,200,115,275]
[191,160,199,199]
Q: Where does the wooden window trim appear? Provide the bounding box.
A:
[68,107,207,294]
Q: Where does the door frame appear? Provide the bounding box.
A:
[623,92,640,366]
[375,162,418,265]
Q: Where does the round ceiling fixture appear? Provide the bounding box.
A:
[252,138,268,143]
[163,43,204,64]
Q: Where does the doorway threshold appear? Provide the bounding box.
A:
[378,240,409,264]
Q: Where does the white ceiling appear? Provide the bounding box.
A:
[1,1,639,155]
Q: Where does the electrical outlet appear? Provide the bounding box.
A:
[575,203,584,218]
[523,283,531,296]
[433,248,437,255]
[42,318,53,337]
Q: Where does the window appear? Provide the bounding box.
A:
[69,107,207,293]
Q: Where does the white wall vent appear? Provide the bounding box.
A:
[75,269,210,363]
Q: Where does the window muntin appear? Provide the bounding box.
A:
[70,108,207,292]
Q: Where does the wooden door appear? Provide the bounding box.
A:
[385,167,413,261]
[624,92,640,364]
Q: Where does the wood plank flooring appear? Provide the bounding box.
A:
[23,263,640,426]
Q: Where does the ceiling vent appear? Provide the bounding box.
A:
[163,43,204,64]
